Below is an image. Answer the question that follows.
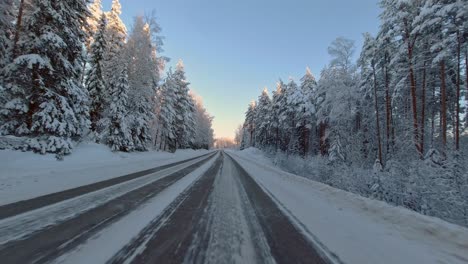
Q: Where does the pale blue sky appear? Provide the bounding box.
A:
[106,0,381,139]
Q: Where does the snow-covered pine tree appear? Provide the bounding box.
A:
[107,66,133,152]
[157,70,177,152]
[103,0,126,101]
[85,0,103,49]
[126,16,159,151]
[359,33,383,165]
[0,0,15,76]
[270,81,284,150]
[285,79,301,155]
[276,80,290,151]
[0,0,90,158]
[254,87,272,149]
[190,91,214,149]
[86,13,107,134]
[297,68,317,157]
[173,60,195,149]
[316,37,359,163]
[243,101,257,148]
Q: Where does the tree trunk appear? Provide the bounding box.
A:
[431,82,436,148]
[373,65,383,165]
[404,19,422,157]
[440,60,447,152]
[420,60,427,155]
[455,32,461,150]
[12,0,25,57]
[384,57,392,154]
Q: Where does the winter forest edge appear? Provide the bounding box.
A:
[237,0,468,227]
[0,0,215,158]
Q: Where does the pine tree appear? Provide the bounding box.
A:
[254,88,272,149]
[359,33,383,165]
[271,81,284,150]
[85,0,103,49]
[297,68,317,157]
[86,13,107,134]
[157,70,177,152]
[244,101,257,147]
[126,16,159,151]
[1,0,90,157]
[107,67,133,151]
[103,0,126,99]
[190,91,214,149]
[0,0,15,75]
[173,60,195,149]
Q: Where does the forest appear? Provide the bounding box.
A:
[238,0,468,227]
[0,0,215,157]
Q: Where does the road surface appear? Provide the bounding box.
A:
[0,151,329,264]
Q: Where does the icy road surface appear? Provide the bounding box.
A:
[0,150,467,264]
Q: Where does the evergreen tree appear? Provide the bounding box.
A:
[126,16,160,151]
[254,88,272,148]
[157,70,177,152]
[190,91,214,149]
[243,101,257,148]
[297,68,317,157]
[173,60,195,149]
[85,0,103,49]
[107,67,133,151]
[0,0,15,75]
[1,0,90,157]
[103,0,126,102]
[86,13,107,134]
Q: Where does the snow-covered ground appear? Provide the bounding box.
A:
[0,143,210,205]
[227,149,468,264]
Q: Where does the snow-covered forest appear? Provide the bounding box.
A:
[239,0,468,227]
[0,0,214,158]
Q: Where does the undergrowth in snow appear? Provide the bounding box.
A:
[239,147,468,228]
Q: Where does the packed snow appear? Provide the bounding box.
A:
[187,154,273,264]
[227,149,468,264]
[0,142,210,205]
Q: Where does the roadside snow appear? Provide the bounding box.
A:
[53,153,219,264]
[0,143,210,205]
[227,149,468,264]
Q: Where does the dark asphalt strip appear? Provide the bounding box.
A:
[0,152,214,220]
[0,152,217,264]
[226,153,329,264]
[109,154,223,264]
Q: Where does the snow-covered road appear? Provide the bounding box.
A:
[0,149,467,264]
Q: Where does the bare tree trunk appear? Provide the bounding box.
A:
[404,19,422,157]
[455,32,461,150]
[440,60,447,152]
[12,0,25,57]
[373,65,383,164]
[431,83,436,148]
[420,60,427,155]
[384,58,392,154]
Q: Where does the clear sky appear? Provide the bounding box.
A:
[105,0,381,139]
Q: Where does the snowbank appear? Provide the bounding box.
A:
[0,143,210,205]
[228,149,468,264]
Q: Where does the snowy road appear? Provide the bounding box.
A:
[0,151,329,264]
[1,150,466,264]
